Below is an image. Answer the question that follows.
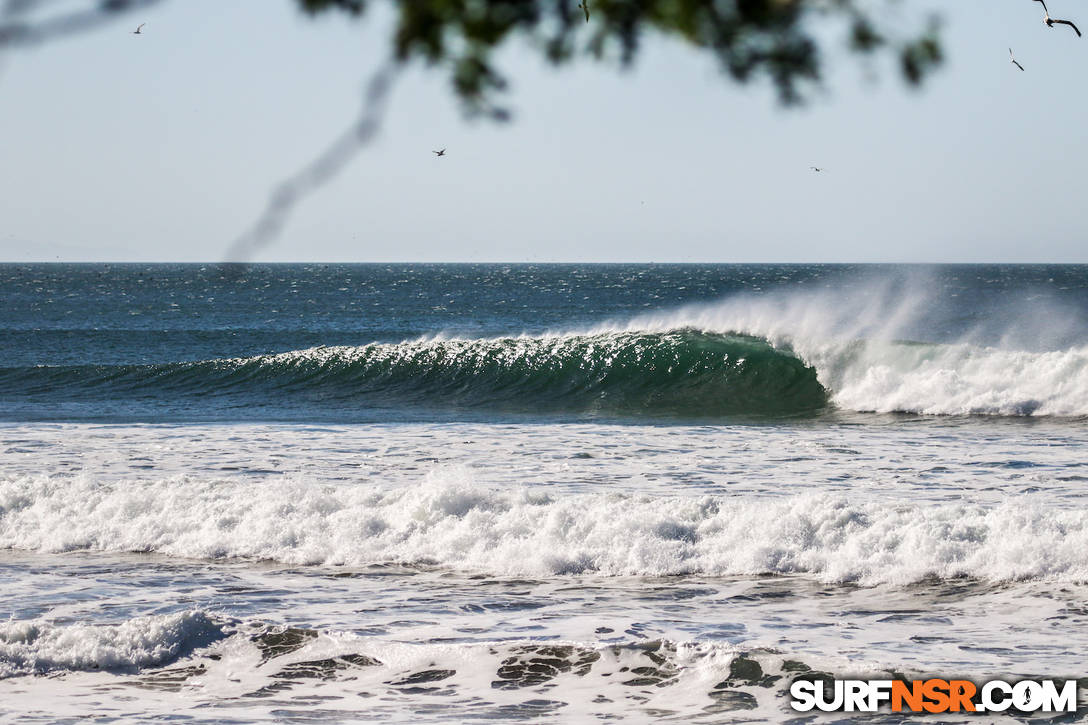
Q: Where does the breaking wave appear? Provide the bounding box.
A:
[4,473,1088,585]
[0,611,225,678]
[611,283,1088,418]
[0,331,828,419]
[3,278,1086,420]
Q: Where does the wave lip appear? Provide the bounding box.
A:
[615,287,1088,418]
[9,306,1087,420]
[0,330,829,419]
[0,611,226,678]
[5,474,1088,585]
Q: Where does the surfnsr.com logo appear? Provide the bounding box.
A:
[790,678,1078,714]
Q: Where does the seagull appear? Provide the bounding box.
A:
[132,23,145,35]
[1009,48,1025,71]
[433,148,446,157]
[1034,0,1081,37]
[810,166,823,172]
[578,1,589,22]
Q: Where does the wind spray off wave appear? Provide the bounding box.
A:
[4,265,1088,724]
[2,269,1086,420]
[612,279,1088,417]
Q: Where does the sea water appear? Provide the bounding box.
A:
[1,263,1086,722]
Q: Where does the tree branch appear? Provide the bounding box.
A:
[0,0,164,49]
[223,61,398,264]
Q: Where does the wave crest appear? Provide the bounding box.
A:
[5,277,1088,419]
[0,330,828,419]
[615,286,1088,418]
[0,611,225,678]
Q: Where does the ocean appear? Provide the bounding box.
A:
[1,262,1086,722]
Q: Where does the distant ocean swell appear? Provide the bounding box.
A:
[4,473,1088,585]
[3,326,1087,418]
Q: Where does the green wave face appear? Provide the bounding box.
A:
[0,331,830,420]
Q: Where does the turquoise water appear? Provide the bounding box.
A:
[2,263,1086,421]
[2,264,1087,722]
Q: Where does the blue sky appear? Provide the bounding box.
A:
[0,0,1085,262]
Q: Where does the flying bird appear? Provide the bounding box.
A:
[1034,0,1081,37]
[810,166,823,172]
[433,148,446,157]
[1009,48,1025,71]
[578,1,589,22]
[132,23,145,34]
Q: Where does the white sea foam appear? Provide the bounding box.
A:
[3,471,1088,584]
[0,626,826,722]
[0,611,225,678]
[595,280,1088,417]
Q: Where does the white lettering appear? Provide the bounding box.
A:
[1041,680,1077,713]
[844,681,868,712]
[982,681,1012,712]
[868,680,893,711]
[1013,680,1043,711]
[789,680,817,712]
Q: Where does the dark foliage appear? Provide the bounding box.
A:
[296,0,943,117]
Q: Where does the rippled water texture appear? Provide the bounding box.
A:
[1,264,1087,722]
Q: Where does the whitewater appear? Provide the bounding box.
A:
[2,263,1087,722]
[6,463,1088,584]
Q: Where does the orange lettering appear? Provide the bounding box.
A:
[922,679,951,713]
[948,680,976,712]
[891,680,924,712]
